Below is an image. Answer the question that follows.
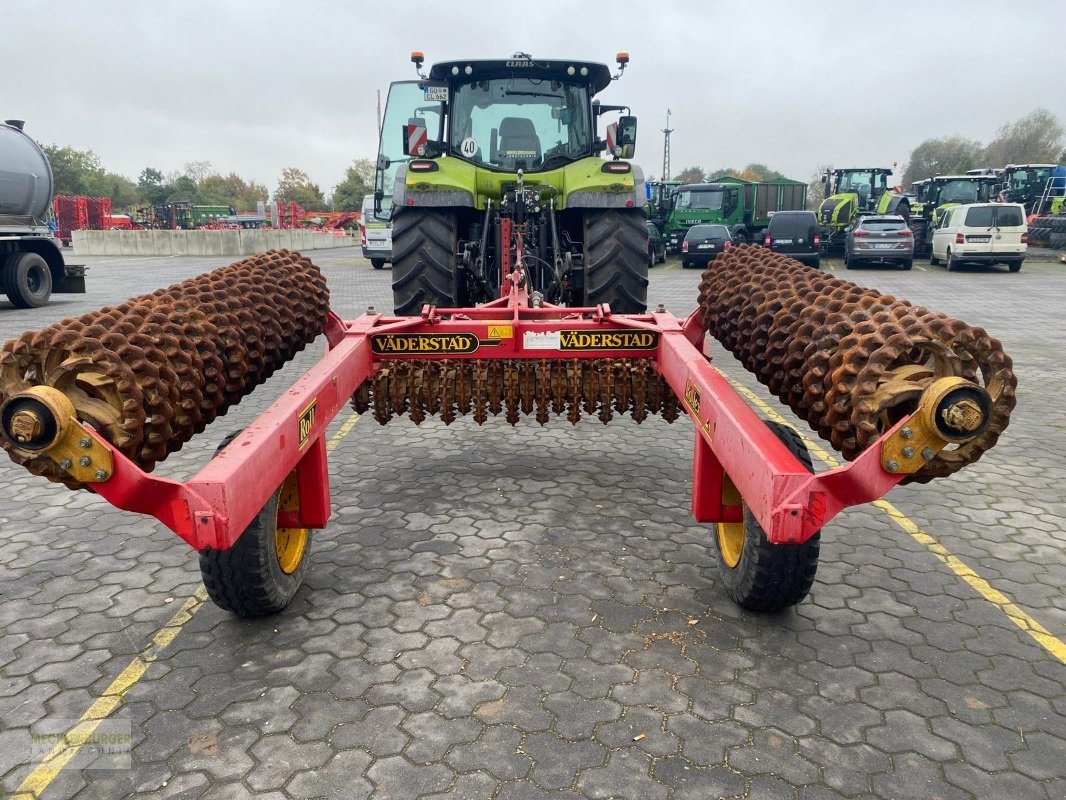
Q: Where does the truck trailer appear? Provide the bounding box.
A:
[664,176,807,253]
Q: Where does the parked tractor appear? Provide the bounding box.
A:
[1000,163,1064,214]
[911,173,998,255]
[374,52,648,315]
[818,167,910,252]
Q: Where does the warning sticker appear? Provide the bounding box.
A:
[488,324,513,339]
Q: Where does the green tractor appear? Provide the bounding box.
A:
[374,51,649,315]
[818,167,910,251]
[911,174,999,255]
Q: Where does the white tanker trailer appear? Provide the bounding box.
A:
[0,119,86,307]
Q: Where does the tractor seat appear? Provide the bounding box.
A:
[497,117,541,166]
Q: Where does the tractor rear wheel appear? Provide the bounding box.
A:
[391,209,459,315]
[583,209,649,314]
[713,420,821,611]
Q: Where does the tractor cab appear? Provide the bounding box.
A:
[374,52,637,220]
[927,175,998,226]
[1001,164,1057,211]
[824,168,892,212]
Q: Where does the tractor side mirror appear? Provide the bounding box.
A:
[373,190,384,215]
[616,115,637,159]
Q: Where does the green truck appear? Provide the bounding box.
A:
[663,176,807,253]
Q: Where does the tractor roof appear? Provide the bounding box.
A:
[834,167,893,173]
[933,174,995,181]
[428,58,614,94]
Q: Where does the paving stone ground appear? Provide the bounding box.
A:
[0,245,1063,799]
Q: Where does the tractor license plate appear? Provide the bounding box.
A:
[775,239,793,245]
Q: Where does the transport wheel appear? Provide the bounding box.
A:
[371,258,386,270]
[713,420,821,611]
[3,252,52,308]
[199,433,312,616]
[583,209,649,314]
[391,209,458,315]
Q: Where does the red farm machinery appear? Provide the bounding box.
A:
[0,54,1016,617]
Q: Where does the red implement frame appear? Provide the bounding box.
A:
[88,271,910,552]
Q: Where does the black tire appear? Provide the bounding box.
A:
[391,209,458,315]
[901,258,913,270]
[647,246,656,270]
[1008,261,1022,273]
[583,209,649,314]
[810,256,820,269]
[946,249,958,271]
[929,250,940,266]
[371,258,386,270]
[734,232,749,246]
[3,252,52,308]
[199,429,312,617]
[713,420,820,611]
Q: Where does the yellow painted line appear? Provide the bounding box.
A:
[722,372,1066,665]
[328,411,361,453]
[827,262,836,271]
[15,411,363,798]
[916,265,927,272]
[14,588,208,798]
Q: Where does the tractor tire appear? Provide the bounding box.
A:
[583,209,649,314]
[713,420,820,611]
[391,209,459,315]
[200,436,312,617]
[2,252,52,309]
[371,258,386,270]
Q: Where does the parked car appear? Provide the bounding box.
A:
[844,215,914,270]
[764,210,820,267]
[930,203,1027,272]
[646,222,667,266]
[681,224,733,268]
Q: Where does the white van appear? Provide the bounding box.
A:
[360,194,392,270]
[930,202,1027,272]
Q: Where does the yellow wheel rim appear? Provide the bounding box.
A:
[716,474,745,569]
[275,471,309,575]
[717,521,745,569]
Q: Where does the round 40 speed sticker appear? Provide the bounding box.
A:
[460,137,478,158]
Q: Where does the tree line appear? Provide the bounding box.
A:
[39,145,377,214]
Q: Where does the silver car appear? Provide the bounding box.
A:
[844,215,914,270]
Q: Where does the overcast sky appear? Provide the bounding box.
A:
[6,1,1065,194]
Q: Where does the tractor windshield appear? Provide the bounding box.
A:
[1008,167,1051,191]
[837,171,874,192]
[936,180,981,204]
[448,78,592,171]
[674,189,724,210]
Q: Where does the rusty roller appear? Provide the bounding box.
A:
[697,245,1016,483]
[353,358,680,426]
[0,250,330,488]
